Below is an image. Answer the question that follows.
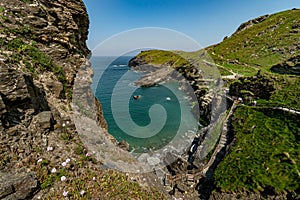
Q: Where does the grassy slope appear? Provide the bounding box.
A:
[134,10,300,77]
[132,9,300,195]
[214,76,300,194]
[134,50,190,68]
[211,10,300,194]
[214,106,300,193]
[207,9,300,76]
[269,77,300,109]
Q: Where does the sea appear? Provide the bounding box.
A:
[90,56,198,153]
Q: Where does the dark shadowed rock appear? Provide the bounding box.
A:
[117,140,130,151]
[0,64,49,112]
[0,172,38,199]
[0,64,50,128]
[0,65,32,104]
[0,96,6,115]
[271,55,300,75]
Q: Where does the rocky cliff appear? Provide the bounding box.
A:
[0,0,92,127]
[0,0,91,198]
[128,49,226,126]
[0,1,165,199]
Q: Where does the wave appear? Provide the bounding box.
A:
[128,82,138,87]
[187,130,196,134]
[111,64,128,68]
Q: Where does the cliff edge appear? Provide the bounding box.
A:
[0,0,165,199]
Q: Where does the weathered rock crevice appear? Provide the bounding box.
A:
[0,0,112,199]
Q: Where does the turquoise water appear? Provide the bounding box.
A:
[91,56,198,152]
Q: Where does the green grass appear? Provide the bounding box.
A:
[134,49,223,80]
[37,157,166,199]
[208,9,300,73]
[269,77,300,110]
[41,175,55,189]
[33,132,166,199]
[218,68,233,76]
[214,106,300,193]
[136,49,190,68]
[133,10,300,78]
[223,63,257,76]
[74,145,85,155]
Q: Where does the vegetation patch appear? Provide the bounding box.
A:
[214,106,300,193]
[229,72,300,110]
[128,9,300,197]
[136,50,190,68]
[208,9,300,73]
[269,77,300,110]
[1,37,68,97]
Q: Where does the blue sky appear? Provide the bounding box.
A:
[83,0,299,54]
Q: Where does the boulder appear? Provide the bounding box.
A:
[235,14,269,34]
[36,111,54,130]
[29,111,54,130]
[0,65,31,104]
[0,172,38,199]
[0,65,49,113]
[270,55,300,75]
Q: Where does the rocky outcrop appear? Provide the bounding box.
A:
[128,55,160,72]
[128,50,225,125]
[0,172,38,199]
[229,73,276,101]
[0,64,50,129]
[0,0,113,199]
[0,0,94,147]
[0,1,165,199]
[0,0,90,82]
[271,55,300,75]
[234,14,269,34]
[0,0,92,129]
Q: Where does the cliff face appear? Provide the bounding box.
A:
[0,0,91,120]
[0,0,107,199]
[0,1,165,199]
[128,50,225,126]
